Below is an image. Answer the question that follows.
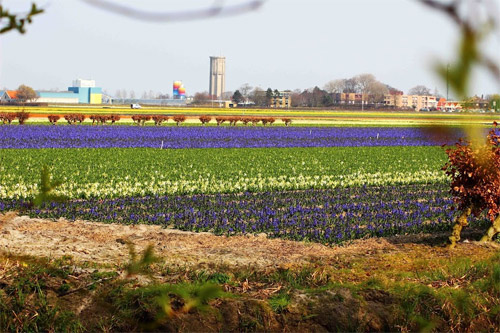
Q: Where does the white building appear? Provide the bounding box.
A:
[72,79,96,88]
[209,56,226,99]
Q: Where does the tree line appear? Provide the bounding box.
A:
[192,73,453,108]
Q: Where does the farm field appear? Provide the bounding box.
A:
[1,105,499,126]
[0,122,495,244]
[1,122,499,331]
[0,146,447,199]
[0,125,467,149]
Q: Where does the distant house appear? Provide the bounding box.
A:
[437,98,462,112]
[437,98,447,110]
[463,96,489,110]
[0,90,18,103]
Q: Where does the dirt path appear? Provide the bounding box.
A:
[0,212,375,269]
[0,212,497,271]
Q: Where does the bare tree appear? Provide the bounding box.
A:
[239,83,253,102]
[157,92,170,99]
[343,78,358,93]
[129,90,136,99]
[16,85,38,103]
[290,89,305,107]
[323,79,345,94]
[222,91,234,100]
[367,81,389,104]
[433,87,442,99]
[192,92,211,105]
[355,73,374,91]
[408,85,432,96]
[355,74,376,106]
[250,87,267,106]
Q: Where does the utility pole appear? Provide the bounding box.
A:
[446,63,450,100]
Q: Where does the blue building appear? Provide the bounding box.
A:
[36,79,103,104]
[68,87,102,104]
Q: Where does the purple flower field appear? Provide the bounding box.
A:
[1,184,488,244]
[0,125,465,149]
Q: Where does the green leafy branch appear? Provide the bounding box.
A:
[125,243,159,277]
[155,283,223,318]
[32,165,68,207]
[122,242,224,327]
[0,3,44,34]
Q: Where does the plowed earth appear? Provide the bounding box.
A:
[0,212,497,273]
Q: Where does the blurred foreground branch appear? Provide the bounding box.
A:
[0,3,43,34]
[419,0,499,99]
[79,0,265,22]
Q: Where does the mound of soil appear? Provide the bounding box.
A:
[0,212,394,268]
[0,212,495,271]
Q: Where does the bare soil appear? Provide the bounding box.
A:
[0,212,394,269]
[0,211,496,272]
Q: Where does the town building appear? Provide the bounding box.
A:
[271,91,292,108]
[462,96,489,110]
[342,93,363,105]
[209,56,226,99]
[330,93,364,105]
[384,94,437,110]
[437,98,462,112]
[67,79,102,104]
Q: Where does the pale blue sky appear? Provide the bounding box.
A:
[0,0,499,98]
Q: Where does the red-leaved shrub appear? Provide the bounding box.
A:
[443,123,500,245]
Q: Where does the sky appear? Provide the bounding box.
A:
[0,0,499,98]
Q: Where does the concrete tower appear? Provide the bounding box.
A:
[209,56,225,99]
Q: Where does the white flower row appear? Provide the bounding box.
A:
[0,170,448,200]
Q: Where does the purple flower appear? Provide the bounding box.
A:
[0,125,466,149]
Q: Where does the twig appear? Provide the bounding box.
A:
[58,276,116,297]
[418,0,462,25]
[79,0,265,22]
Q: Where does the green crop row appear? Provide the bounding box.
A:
[0,146,448,199]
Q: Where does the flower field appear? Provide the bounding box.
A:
[1,105,498,127]
[0,146,447,199]
[0,124,464,244]
[0,105,498,120]
[4,184,490,245]
[0,125,464,149]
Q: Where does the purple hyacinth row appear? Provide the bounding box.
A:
[1,184,488,244]
[0,125,465,149]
